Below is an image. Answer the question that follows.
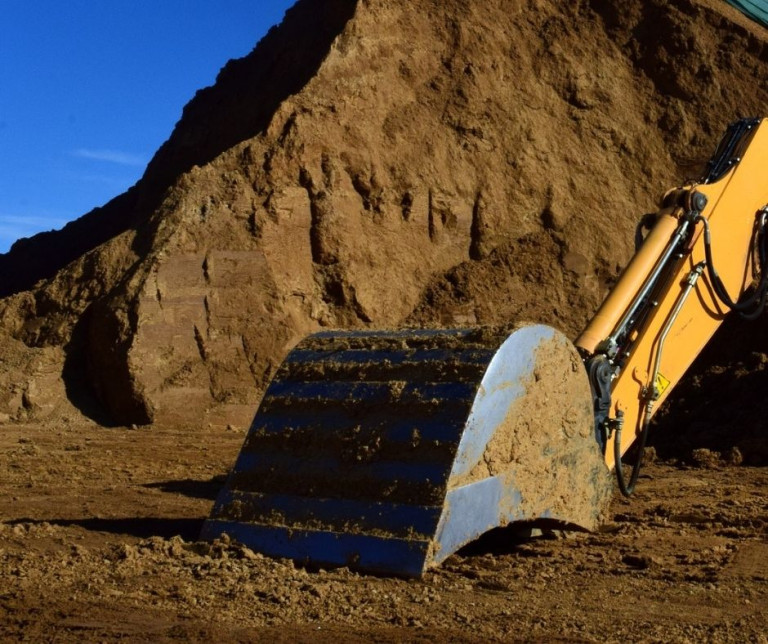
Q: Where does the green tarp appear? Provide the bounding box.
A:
[725,0,768,27]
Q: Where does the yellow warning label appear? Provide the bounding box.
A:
[655,372,671,396]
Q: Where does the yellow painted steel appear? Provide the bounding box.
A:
[583,119,768,469]
[575,211,682,353]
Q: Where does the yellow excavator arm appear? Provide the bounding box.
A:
[576,117,768,493]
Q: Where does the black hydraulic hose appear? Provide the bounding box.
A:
[614,262,704,497]
[741,290,768,321]
[634,213,657,251]
[704,118,760,184]
[614,405,651,497]
[697,212,768,319]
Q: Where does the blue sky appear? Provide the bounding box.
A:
[0,1,296,253]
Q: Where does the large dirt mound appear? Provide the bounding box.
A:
[0,0,767,435]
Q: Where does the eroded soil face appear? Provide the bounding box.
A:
[1,420,766,642]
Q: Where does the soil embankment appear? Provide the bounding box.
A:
[1,0,766,434]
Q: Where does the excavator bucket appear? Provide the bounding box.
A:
[201,323,612,576]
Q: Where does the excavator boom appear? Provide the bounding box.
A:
[577,117,768,490]
[203,117,768,575]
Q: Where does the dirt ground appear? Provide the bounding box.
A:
[1,419,765,642]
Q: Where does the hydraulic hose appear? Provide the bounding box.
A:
[697,209,768,319]
[614,404,651,497]
[614,263,705,497]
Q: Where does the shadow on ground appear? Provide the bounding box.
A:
[8,517,205,541]
[144,475,227,501]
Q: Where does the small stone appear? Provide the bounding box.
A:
[726,446,743,466]
[169,540,185,557]
[71,544,88,558]
[621,553,656,569]
[691,448,720,469]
